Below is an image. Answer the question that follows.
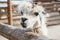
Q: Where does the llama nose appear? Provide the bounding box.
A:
[21,18,28,22]
[34,12,39,16]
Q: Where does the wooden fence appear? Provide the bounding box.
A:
[42,1,60,25]
[0,0,18,25]
[0,1,60,26]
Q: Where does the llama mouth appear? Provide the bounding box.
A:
[21,22,27,28]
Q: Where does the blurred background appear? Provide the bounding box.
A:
[0,0,60,40]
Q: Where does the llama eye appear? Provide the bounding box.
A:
[42,11,46,15]
[34,12,39,16]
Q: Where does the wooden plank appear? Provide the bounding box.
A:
[0,23,46,40]
[0,2,7,3]
[33,0,53,2]
[7,0,13,25]
[0,7,7,20]
[47,16,60,21]
[47,19,60,25]
[0,7,6,9]
[47,12,59,16]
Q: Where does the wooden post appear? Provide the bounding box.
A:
[7,0,13,25]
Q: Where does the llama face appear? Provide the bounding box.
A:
[16,1,49,36]
[19,5,46,29]
[16,1,48,29]
[20,9,39,29]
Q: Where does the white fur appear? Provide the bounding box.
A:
[16,1,32,14]
[33,5,48,36]
[15,1,49,36]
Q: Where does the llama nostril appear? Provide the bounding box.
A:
[21,22,27,28]
[34,12,39,16]
[21,18,28,22]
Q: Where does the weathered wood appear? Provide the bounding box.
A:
[0,7,6,20]
[0,23,48,40]
[7,0,13,25]
[0,2,7,3]
[0,0,13,25]
[33,0,54,2]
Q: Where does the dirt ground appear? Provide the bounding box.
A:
[0,25,60,40]
[48,25,60,39]
[0,35,8,40]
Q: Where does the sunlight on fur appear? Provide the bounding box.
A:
[15,1,49,37]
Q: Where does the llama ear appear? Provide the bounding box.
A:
[34,12,39,16]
